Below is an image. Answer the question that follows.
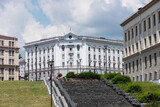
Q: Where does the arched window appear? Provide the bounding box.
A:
[62,45,65,51]
[77,45,80,51]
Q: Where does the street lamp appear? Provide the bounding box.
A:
[67,61,69,74]
[76,60,78,74]
[35,44,38,81]
[99,60,102,74]
[79,59,82,73]
[48,60,54,107]
[27,58,30,81]
[105,45,108,73]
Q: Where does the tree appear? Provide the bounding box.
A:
[19,54,22,59]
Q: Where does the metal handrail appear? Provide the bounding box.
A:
[54,79,76,107]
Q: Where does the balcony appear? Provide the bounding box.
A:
[68,50,74,53]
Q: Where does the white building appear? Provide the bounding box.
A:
[19,59,26,80]
[121,0,160,81]
[23,33,123,81]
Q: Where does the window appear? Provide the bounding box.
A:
[94,55,96,59]
[132,61,135,72]
[62,62,65,67]
[145,56,147,68]
[39,50,41,54]
[113,56,115,61]
[77,45,80,51]
[99,55,101,60]
[117,50,119,54]
[88,47,90,51]
[62,45,65,51]
[118,57,120,61]
[0,50,4,55]
[154,34,157,44]
[94,47,96,51]
[128,31,130,40]
[0,58,4,64]
[139,24,141,34]
[159,11,160,23]
[149,55,152,67]
[62,54,65,59]
[132,45,134,53]
[132,28,134,38]
[129,63,131,73]
[70,62,72,67]
[12,42,14,47]
[113,50,115,54]
[144,38,147,48]
[136,60,139,71]
[125,33,127,42]
[149,36,152,46]
[69,48,72,51]
[77,54,80,58]
[108,49,110,53]
[99,48,100,52]
[9,41,11,46]
[0,40,4,46]
[52,47,54,52]
[48,48,49,53]
[153,14,156,26]
[136,26,138,36]
[88,54,91,59]
[9,68,14,75]
[148,17,151,29]
[0,68,4,74]
[144,20,146,31]
[154,53,157,65]
[129,47,131,54]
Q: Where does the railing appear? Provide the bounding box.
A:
[44,78,63,107]
[54,79,76,107]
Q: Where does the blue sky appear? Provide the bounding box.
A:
[0,0,151,58]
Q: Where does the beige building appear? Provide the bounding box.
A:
[0,35,19,81]
[121,0,160,81]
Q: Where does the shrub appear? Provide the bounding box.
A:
[77,71,100,79]
[138,92,160,103]
[57,73,62,77]
[66,72,76,78]
[125,84,142,93]
[103,73,121,80]
[111,75,131,84]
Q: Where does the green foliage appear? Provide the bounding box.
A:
[24,74,28,80]
[66,71,100,79]
[77,71,100,79]
[111,75,131,84]
[103,73,121,79]
[66,72,76,78]
[125,83,142,93]
[57,73,62,77]
[19,54,22,59]
[138,92,160,103]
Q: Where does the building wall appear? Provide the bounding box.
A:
[0,36,19,81]
[24,33,123,81]
[122,1,160,81]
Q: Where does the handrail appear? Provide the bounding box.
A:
[54,79,76,107]
[44,78,63,107]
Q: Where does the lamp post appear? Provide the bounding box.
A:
[48,60,54,107]
[27,58,30,81]
[35,44,38,81]
[105,45,108,73]
[79,59,82,73]
[99,60,102,75]
[67,61,69,74]
[76,60,78,74]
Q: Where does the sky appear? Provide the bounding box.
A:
[0,0,151,58]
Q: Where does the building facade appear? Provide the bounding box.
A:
[24,33,123,81]
[0,35,19,81]
[121,0,160,81]
[19,59,26,80]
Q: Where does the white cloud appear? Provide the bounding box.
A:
[120,0,152,12]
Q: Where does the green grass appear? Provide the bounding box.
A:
[116,81,160,94]
[0,81,53,107]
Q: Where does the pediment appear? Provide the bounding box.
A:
[63,32,80,40]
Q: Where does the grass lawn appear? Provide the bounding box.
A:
[0,81,53,107]
[116,81,160,94]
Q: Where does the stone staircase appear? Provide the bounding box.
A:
[62,81,133,107]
